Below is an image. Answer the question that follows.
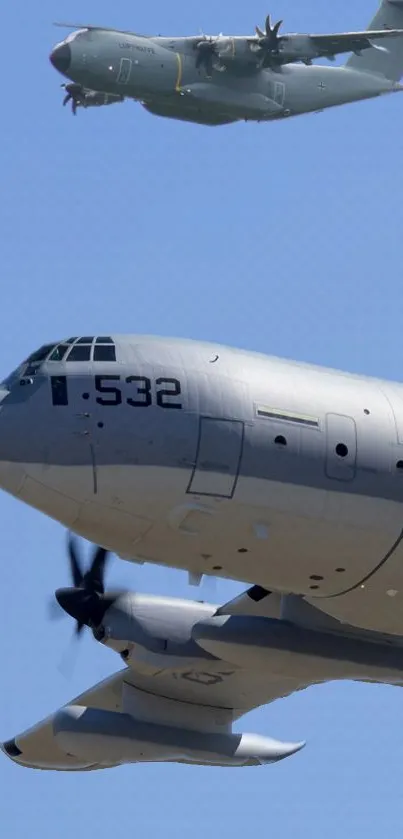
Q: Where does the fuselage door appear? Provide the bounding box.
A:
[325,413,357,482]
[187,417,244,498]
[273,81,285,106]
[117,58,132,85]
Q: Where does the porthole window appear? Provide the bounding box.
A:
[397,461,403,471]
[275,435,287,446]
[335,443,348,458]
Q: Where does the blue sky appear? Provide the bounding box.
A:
[2,0,403,834]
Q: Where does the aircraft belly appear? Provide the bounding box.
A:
[143,485,399,591]
[47,460,403,602]
[16,453,403,608]
[141,99,238,126]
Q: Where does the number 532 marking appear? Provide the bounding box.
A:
[95,375,182,409]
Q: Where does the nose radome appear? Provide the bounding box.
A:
[49,43,71,75]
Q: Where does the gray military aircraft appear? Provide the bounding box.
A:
[49,1,403,126]
[4,536,403,771]
[2,331,403,643]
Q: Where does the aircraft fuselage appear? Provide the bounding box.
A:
[49,29,402,125]
[2,334,403,636]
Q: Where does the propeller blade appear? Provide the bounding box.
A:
[51,536,113,646]
[272,19,283,38]
[57,634,81,680]
[265,14,273,36]
[85,546,108,594]
[195,39,217,76]
[67,535,83,587]
[48,598,66,621]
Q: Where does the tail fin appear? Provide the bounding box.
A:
[346,0,403,81]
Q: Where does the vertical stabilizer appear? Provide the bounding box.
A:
[347,0,403,81]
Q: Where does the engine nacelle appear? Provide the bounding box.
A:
[90,592,220,665]
[278,35,320,63]
[192,614,403,685]
[82,91,125,108]
[53,706,305,767]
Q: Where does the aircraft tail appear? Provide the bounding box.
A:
[346,0,403,81]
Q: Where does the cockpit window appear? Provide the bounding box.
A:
[16,336,117,373]
[66,344,92,362]
[25,344,56,364]
[49,344,69,361]
[65,29,90,44]
[93,344,116,361]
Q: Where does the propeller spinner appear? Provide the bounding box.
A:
[194,36,222,77]
[53,536,115,638]
[61,82,86,115]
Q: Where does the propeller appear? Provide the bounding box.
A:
[194,36,221,77]
[52,535,115,639]
[250,15,286,65]
[61,82,86,115]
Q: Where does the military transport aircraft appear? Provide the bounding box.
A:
[4,537,403,771]
[2,330,403,644]
[49,1,403,126]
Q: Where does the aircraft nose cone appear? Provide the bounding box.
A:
[49,43,71,75]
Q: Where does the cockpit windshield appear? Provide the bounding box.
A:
[1,336,118,388]
[65,29,90,43]
[25,344,56,364]
[53,29,90,50]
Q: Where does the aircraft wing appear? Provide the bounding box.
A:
[1,653,314,771]
[309,28,403,57]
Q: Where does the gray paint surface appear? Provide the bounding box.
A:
[5,333,403,635]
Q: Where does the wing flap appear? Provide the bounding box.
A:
[309,29,403,55]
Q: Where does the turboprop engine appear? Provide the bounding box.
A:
[25,535,403,775]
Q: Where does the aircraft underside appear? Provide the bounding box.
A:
[3,457,403,637]
[3,540,403,772]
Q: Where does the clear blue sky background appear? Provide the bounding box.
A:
[2,0,403,834]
